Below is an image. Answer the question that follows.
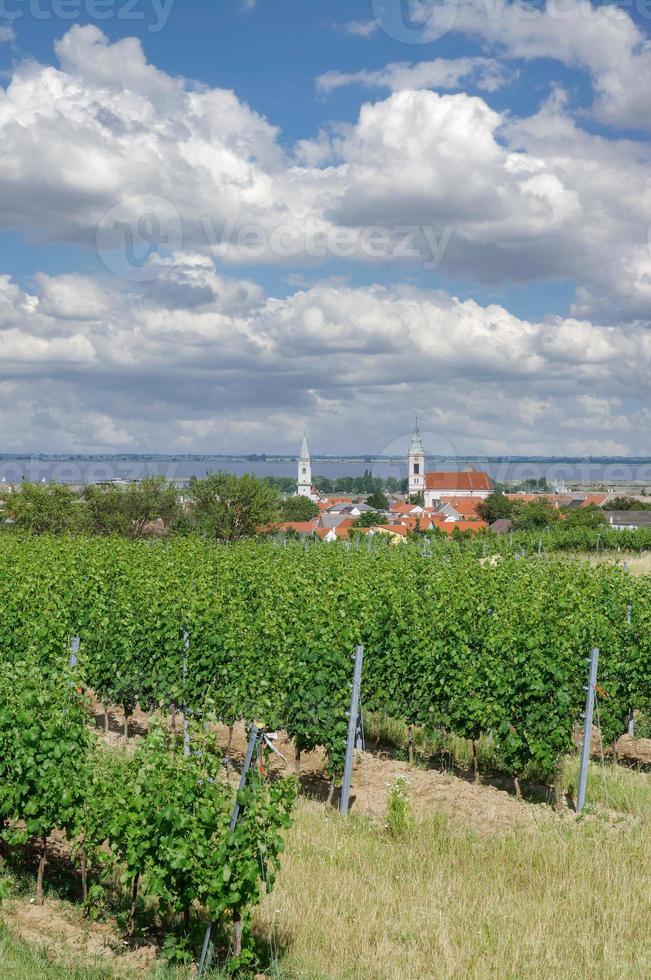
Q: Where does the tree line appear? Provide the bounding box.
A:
[0,475,396,540]
[262,470,406,495]
[0,474,311,540]
[477,493,608,529]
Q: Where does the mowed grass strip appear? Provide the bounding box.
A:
[257,790,651,979]
[1,764,649,978]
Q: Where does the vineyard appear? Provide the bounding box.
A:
[1,534,650,973]
[426,522,651,555]
[1,534,650,779]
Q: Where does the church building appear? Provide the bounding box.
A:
[296,431,319,500]
[407,424,493,505]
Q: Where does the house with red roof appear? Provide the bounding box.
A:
[438,496,484,519]
[407,424,493,506]
[437,519,488,535]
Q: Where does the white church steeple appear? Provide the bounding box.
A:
[297,430,312,498]
[408,420,425,497]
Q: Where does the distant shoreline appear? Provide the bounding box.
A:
[1,454,650,464]
[1,455,650,490]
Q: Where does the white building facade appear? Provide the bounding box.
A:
[407,425,425,497]
[297,431,318,499]
[407,424,493,505]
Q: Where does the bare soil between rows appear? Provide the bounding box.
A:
[90,699,651,832]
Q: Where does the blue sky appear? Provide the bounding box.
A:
[0,0,650,454]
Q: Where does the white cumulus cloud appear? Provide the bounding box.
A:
[0,262,648,455]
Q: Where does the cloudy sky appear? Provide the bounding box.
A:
[0,0,650,456]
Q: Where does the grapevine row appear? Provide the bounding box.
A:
[1,535,649,781]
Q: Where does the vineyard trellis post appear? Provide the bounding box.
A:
[198,723,260,975]
[626,604,634,736]
[340,644,364,816]
[577,647,599,814]
[69,635,80,670]
[182,629,190,758]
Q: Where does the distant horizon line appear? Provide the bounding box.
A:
[0,453,650,464]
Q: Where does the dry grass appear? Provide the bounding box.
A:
[2,760,650,978]
[257,774,651,979]
[573,552,651,576]
[364,711,504,774]
[563,756,651,815]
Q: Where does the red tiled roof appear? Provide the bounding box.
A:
[374,524,410,536]
[439,496,483,516]
[581,494,607,508]
[334,519,355,540]
[400,516,433,530]
[315,527,334,540]
[276,520,319,533]
[438,520,488,535]
[504,493,572,508]
[425,471,493,492]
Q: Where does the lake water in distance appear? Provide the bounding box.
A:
[1,457,650,487]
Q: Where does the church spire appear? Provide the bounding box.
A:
[297,429,312,497]
[408,419,425,497]
[299,429,309,460]
[409,418,424,454]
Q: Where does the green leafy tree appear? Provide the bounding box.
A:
[511,499,560,531]
[477,492,514,524]
[409,491,425,506]
[522,478,551,491]
[83,485,131,536]
[188,472,279,540]
[315,475,404,495]
[366,489,389,510]
[260,476,297,494]
[354,510,385,528]
[84,478,179,539]
[121,478,180,539]
[605,496,651,511]
[280,495,320,521]
[562,504,607,528]
[7,483,86,534]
